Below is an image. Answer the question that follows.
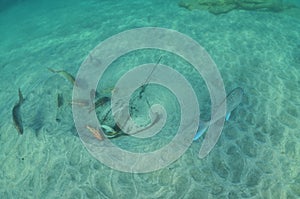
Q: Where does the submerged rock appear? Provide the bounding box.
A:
[178,0,296,14]
[0,0,25,12]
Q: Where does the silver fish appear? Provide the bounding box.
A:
[193,87,244,141]
[224,87,244,121]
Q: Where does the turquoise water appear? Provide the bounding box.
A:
[1,0,300,198]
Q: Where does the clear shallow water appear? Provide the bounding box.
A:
[0,0,300,198]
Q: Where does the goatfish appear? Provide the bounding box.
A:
[47,67,76,86]
[86,125,104,141]
[69,99,90,107]
[193,87,244,141]
[12,89,24,135]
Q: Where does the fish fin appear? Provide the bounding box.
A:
[193,121,208,141]
[225,112,231,121]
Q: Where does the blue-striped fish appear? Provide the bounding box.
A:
[194,87,244,141]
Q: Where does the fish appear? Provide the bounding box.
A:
[88,96,110,112]
[193,120,208,141]
[89,89,101,102]
[47,67,76,86]
[94,96,110,107]
[101,124,127,139]
[12,88,24,135]
[193,87,244,141]
[224,87,244,121]
[86,125,104,140]
[69,99,90,107]
[101,124,119,138]
[90,89,96,102]
[57,93,64,108]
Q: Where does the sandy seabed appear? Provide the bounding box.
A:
[0,0,300,198]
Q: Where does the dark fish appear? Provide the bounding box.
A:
[90,89,96,102]
[47,67,76,86]
[12,89,24,135]
[95,96,110,107]
[57,93,64,108]
[88,96,110,113]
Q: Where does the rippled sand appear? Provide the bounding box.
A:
[0,0,299,198]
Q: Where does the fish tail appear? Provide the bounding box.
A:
[225,112,231,121]
[193,120,209,141]
[47,67,57,73]
[18,88,24,104]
